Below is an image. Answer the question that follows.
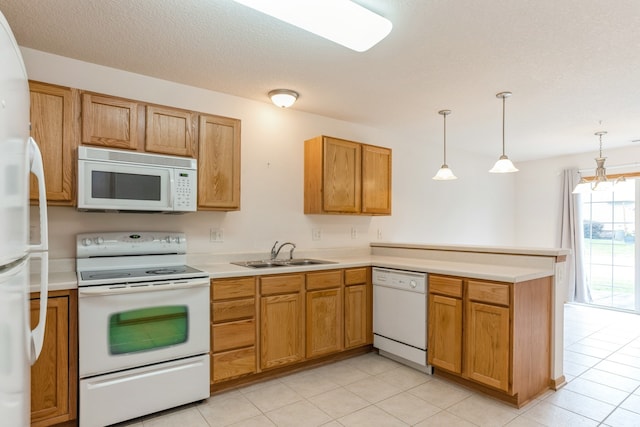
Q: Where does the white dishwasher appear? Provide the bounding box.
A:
[372,267,432,373]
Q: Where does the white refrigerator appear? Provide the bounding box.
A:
[0,10,49,427]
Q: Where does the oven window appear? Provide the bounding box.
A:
[108,306,188,355]
[92,171,161,201]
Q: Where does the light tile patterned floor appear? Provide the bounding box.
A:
[116,304,640,426]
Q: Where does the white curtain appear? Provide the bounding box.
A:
[560,169,591,303]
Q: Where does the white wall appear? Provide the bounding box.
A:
[23,48,516,260]
[514,144,640,248]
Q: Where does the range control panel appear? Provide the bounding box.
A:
[76,231,187,258]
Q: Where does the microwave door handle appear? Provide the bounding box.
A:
[169,170,175,209]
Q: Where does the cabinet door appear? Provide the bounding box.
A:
[260,293,304,369]
[344,284,368,348]
[81,93,141,150]
[427,293,462,374]
[30,296,70,426]
[322,137,361,213]
[197,114,241,210]
[306,288,343,358]
[29,81,78,205]
[145,106,196,157]
[361,144,391,215]
[465,301,510,391]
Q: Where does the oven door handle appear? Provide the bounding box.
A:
[78,280,209,296]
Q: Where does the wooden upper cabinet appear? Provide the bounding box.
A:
[29,81,78,206]
[145,106,196,157]
[197,114,241,211]
[81,93,141,150]
[362,144,391,214]
[304,135,391,215]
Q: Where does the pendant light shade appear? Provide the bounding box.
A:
[489,91,519,173]
[433,109,457,180]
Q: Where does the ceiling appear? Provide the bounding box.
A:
[1,0,639,161]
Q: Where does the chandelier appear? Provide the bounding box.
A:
[572,131,625,194]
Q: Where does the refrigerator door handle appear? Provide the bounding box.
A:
[27,137,48,252]
[29,251,48,364]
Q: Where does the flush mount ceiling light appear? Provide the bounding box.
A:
[433,110,457,180]
[232,0,392,52]
[572,131,625,194]
[489,91,519,173]
[268,89,298,108]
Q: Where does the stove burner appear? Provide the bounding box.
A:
[145,268,187,275]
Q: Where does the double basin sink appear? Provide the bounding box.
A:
[232,258,336,269]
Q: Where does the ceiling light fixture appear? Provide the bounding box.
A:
[572,131,624,194]
[268,89,298,108]
[433,109,457,180]
[232,0,392,52]
[489,91,519,173]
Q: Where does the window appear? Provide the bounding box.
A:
[581,179,638,312]
[109,306,189,355]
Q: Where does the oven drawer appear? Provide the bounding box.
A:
[80,354,209,427]
[212,347,256,383]
[212,319,255,352]
[212,298,255,322]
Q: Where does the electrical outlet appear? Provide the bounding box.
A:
[210,228,224,243]
[351,227,357,239]
[377,229,383,240]
[312,228,322,241]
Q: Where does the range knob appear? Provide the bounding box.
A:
[82,238,93,246]
[164,236,172,243]
[174,236,184,244]
[94,237,104,244]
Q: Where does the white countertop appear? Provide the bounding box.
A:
[34,246,562,292]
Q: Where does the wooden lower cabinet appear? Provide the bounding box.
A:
[30,290,77,427]
[210,277,257,385]
[427,274,552,407]
[306,270,343,359]
[260,274,305,370]
[344,267,372,349]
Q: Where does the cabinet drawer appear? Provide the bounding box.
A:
[212,277,255,300]
[430,275,463,298]
[306,270,342,290]
[344,267,367,285]
[467,280,510,306]
[212,319,255,352]
[212,298,255,322]
[260,274,304,295]
[212,347,256,383]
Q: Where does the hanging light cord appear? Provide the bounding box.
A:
[501,95,506,156]
[443,112,448,165]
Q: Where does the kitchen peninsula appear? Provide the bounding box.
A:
[33,241,568,425]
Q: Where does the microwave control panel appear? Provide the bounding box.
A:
[175,169,197,210]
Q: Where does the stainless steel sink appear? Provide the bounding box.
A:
[231,258,336,269]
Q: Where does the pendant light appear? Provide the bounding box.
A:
[433,109,457,180]
[489,91,519,173]
[572,131,624,194]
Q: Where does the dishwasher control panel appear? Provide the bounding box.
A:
[372,267,427,293]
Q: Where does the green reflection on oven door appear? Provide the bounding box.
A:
[108,306,188,355]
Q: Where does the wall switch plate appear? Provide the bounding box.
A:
[210,228,224,243]
[351,227,357,239]
[312,228,322,241]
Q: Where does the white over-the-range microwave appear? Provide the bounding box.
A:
[77,146,197,213]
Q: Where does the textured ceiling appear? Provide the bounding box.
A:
[1,0,639,161]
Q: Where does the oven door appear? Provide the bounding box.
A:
[77,159,173,211]
[78,280,209,378]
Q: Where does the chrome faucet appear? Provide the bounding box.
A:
[270,241,296,260]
